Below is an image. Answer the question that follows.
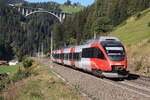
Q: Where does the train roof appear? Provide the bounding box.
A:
[53,36,122,51]
[99,36,120,42]
[85,36,120,44]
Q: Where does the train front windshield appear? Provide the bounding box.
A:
[101,41,125,61]
[105,47,125,61]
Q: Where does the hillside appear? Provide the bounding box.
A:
[110,8,150,56]
[0,59,85,99]
[53,0,150,48]
[60,5,85,13]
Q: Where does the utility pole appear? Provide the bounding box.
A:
[51,31,53,60]
[50,17,62,60]
[41,42,44,57]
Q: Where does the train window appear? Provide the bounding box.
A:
[82,47,105,59]
[73,53,76,60]
[66,53,69,60]
[54,54,59,59]
[65,53,67,60]
[72,53,81,61]
[60,54,64,59]
[52,54,54,58]
[55,54,57,59]
[79,53,81,60]
[69,53,72,60]
[94,47,105,59]
[67,54,68,60]
[60,54,62,59]
[61,54,62,59]
[58,54,60,59]
[82,48,94,58]
[77,53,81,60]
[62,54,64,59]
[57,54,59,59]
[55,54,56,59]
[67,54,69,60]
[64,53,67,60]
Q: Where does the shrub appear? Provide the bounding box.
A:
[45,53,50,58]
[0,77,10,91]
[133,59,142,71]
[11,68,31,82]
[0,96,4,100]
[148,22,150,27]
[128,56,142,72]
[23,58,33,69]
[0,68,32,91]
[0,58,36,91]
[136,13,141,18]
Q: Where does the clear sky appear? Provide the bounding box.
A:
[26,0,95,6]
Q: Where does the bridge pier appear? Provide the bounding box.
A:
[18,7,21,12]
[26,9,29,16]
[59,13,62,22]
[62,13,66,20]
[22,8,25,15]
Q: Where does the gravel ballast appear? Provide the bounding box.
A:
[38,58,150,100]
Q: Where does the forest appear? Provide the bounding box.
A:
[53,0,150,48]
[0,0,150,60]
[0,0,59,60]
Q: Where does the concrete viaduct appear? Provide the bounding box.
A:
[9,4,71,22]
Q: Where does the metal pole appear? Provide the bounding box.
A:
[42,42,44,57]
[51,31,53,60]
[94,31,96,39]
[50,17,62,60]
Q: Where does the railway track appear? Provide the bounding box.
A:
[103,74,150,98]
[140,75,150,82]
[87,67,150,98]
[107,78,150,98]
[36,58,150,100]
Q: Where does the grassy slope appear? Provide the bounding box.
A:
[110,8,150,57]
[0,64,20,74]
[110,8,150,46]
[1,60,85,100]
[60,6,84,13]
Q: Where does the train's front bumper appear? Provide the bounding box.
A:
[102,70,129,78]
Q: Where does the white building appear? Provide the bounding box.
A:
[9,60,19,66]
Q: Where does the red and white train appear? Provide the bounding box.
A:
[52,36,128,78]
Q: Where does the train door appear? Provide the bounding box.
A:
[74,46,87,69]
[90,47,109,71]
[81,48,93,71]
[64,48,70,65]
